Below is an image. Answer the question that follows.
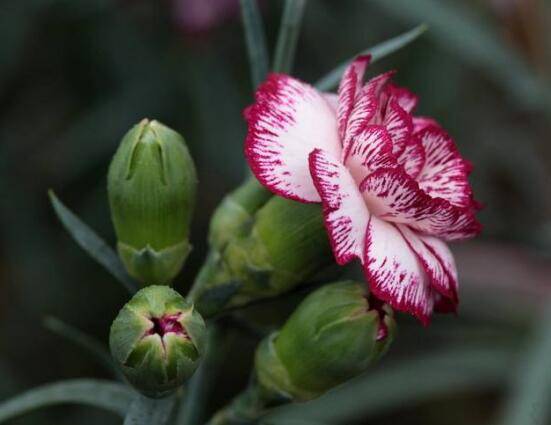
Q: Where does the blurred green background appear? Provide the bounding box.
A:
[0,0,550,424]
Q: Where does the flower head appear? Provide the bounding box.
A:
[245,56,481,324]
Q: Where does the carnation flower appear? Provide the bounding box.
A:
[244,55,481,324]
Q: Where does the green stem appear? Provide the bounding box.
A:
[239,0,269,89]
[272,0,308,73]
[178,324,226,425]
[205,382,266,425]
[123,394,176,425]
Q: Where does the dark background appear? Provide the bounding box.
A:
[0,0,550,424]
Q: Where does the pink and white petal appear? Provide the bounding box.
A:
[397,136,425,179]
[388,84,418,113]
[343,125,396,183]
[337,55,370,139]
[420,235,458,300]
[383,99,413,156]
[434,293,457,313]
[363,216,434,324]
[416,127,474,208]
[323,93,339,113]
[360,168,481,240]
[397,225,457,303]
[309,148,369,265]
[412,116,440,134]
[245,73,341,203]
[342,71,394,154]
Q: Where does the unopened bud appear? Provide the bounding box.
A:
[109,286,206,398]
[255,281,395,401]
[190,193,335,317]
[108,119,197,285]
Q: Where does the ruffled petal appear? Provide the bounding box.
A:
[343,125,396,183]
[397,225,457,305]
[337,55,370,139]
[397,136,425,179]
[245,74,341,202]
[363,216,433,324]
[416,127,474,208]
[360,168,481,240]
[420,235,458,301]
[342,71,394,154]
[388,84,418,113]
[413,116,439,133]
[382,99,413,156]
[323,93,339,113]
[309,148,370,265]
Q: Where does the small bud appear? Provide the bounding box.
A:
[109,285,206,398]
[108,119,197,285]
[255,281,395,401]
[190,193,336,317]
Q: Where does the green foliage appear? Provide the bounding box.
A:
[0,379,133,423]
[48,190,139,294]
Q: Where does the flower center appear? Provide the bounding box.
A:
[147,314,187,338]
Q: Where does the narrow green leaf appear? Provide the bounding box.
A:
[500,305,551,425]
[0,379,133,422]
[314,24,427,91]
[367,0,551,111]
[124,394,176,425]
[43,316,121,379]
[239,0,269,89]
[48,190,138,294]
[267,345,515,423]
[272,0,308,73]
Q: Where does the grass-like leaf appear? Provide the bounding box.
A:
[48,190,138,294]
[0,379,133,422]
[124,394,176,425]
[239,0,269,89]
[273,0,308,73]
[315,24,427,91]
[267,345,515,423]
[499,305,551,425]
[43,316,121,379]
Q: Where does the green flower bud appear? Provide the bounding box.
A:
[108,119,197,285]
[255,281,395,402]
[190,191,336,317]
[109,285,206,398]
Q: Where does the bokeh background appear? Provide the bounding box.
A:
[0,0,550,424]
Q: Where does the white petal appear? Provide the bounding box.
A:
[245,74,341,202]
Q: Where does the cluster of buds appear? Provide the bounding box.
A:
[189,179,336,317]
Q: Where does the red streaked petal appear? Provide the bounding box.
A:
[245,73,341,203]
[383,98,413,155]
[343,125,396,182]
[420,235,459,301]
[388,84,418,113]
[363,216,433,325]
[360,168,481,241]
[398,225,457,304]
[309,148,370,265]
[342,71,394,153]
[413,116,440,133]
[416,127,474,209]
[397,136,425,179]
[337,55,370,140]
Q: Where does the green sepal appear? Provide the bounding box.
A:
[117,241,191,285]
